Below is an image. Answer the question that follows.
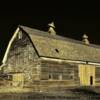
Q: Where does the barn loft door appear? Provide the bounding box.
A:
[79,64,95,86]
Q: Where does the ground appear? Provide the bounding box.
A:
[0,86,100,100]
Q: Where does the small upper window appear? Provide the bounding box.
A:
[49,74,52,80]
[55,49,59,53]
[59,74,62,80]
[18,31,22,39]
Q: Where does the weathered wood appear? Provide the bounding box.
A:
[3,32,40,85]
[40,60,79,84]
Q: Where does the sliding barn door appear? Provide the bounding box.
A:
[79,64,95,86]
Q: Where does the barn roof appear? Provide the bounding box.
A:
[19,25,100,63]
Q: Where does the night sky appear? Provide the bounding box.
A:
[0,2,99,63]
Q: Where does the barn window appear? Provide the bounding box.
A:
[18,31,22,39]
[70,75,73,79]
[28,46,33,60]
[53,74,59,80]
[55,49,59,53]
[62,75,73,80]
[29,53,33,60]
[8,75,12,81]
[49,74,52,80]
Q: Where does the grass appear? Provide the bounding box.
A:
[0,86,100,100]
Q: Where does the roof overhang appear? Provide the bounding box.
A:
[2,27,20,64]
[40,57,100,66]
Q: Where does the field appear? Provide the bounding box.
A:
[0,86,100,100]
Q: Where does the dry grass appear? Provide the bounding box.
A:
[0,87,34,93]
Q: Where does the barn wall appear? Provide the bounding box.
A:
[95,66,100,86]
[40,60,79,86]
[3,31,40,84]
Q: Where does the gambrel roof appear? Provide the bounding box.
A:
[2,25,100,64]
[19,25,100,63]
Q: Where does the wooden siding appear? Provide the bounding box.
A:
[3,31,40,84]
[40,60,79,85]
[95,66,100,86]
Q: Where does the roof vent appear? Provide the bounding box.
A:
[82,34,90,45]
[48,22,56,35]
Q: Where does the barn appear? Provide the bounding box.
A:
[0,22,100,88]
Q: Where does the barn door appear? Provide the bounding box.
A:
[79,64,95,86]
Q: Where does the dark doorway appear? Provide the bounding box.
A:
[90,76,93,85]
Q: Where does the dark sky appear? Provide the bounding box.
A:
[0,2,99,63]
